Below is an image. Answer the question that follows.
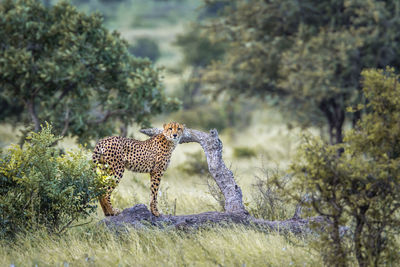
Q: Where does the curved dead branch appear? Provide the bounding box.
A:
[140,127,247,214]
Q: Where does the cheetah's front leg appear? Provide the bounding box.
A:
[150,170,163,217]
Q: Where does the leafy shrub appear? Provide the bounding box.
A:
[0,124,106,238]
[172,97,255,133]
[288,68,400,266]
[129,38,161,62]
[172,104,229,132]
[178,151,209,176]
[233,147,257,159]
[175,27,225,68]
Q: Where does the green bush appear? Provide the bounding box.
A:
[233,147,257,159]
[175,27,225,68]
[129,38,161,62]
[288,68,400,266]
[0,124,106,238]
[178,151,208,176]
[172,104,230,132]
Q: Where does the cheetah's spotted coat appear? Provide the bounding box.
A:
[92,122,185,216]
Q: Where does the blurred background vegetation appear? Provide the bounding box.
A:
[1,0,400,266]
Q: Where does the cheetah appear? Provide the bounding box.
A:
[92,122,185,217]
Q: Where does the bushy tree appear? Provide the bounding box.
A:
[174,26,253,130]
[129,37,161,62]
[289,68,400,266]
[174,26,225,109]
[0,124,110,238]
[175,26,225,69]
[0,0,178,144]
[202,0,400,144]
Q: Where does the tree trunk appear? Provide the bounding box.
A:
[354,206,369,267]
[25,98,40,132]
[101,126,348,234]
[319,98,345,145]
[331,216,347,267]
[120,123,128,138]
[334,104,344,144]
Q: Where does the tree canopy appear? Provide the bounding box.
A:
[202,0,400,143]
[0,0,178,144]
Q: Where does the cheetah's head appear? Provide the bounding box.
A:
[162,122,185,144]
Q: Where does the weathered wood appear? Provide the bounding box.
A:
[102,204,325,234]
[101,127,339,234]
[140,127,247,214]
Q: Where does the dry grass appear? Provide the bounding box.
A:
[0,225,321,266]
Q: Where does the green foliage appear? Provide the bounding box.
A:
[0,0,178,144]
[175,26,225,68]
[0,123,106,238]
[178,150,208,176]
[173,104,228,131]
[173,25,227,118]
[129,37,161,62]
[289,68,400,266]
[172,99,253,132]
[232,146,256,159]
[202,0,400,144]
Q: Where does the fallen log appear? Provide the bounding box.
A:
[101,127,336,234]
[102,203,326,234]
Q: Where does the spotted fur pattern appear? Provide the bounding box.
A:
[93,122,185,216]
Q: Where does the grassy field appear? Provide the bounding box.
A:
[0,107,322,266]
[0,225,321,266]
[0,107,326,266]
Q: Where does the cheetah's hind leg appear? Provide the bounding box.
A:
[97,163,124,217]
[99,195,121,216]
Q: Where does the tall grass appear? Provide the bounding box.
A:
[0,225,321,266]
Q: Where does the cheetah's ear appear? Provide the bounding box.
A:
[182,124,186,129]
[163,123,166,129]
